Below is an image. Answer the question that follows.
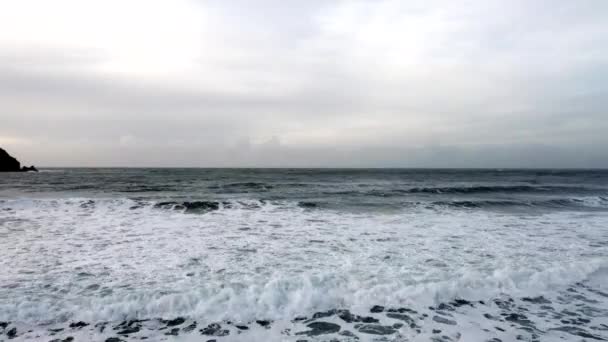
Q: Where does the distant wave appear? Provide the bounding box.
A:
[431,196,608,209]
[321,185,604,197]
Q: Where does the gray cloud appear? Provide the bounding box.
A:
[0,0,607,167]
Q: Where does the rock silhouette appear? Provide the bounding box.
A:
[0,148,38,172]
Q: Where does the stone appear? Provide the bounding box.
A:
[256,320,271,327]
[296,322,341,336]
[370,305,385,313]
[433,316,457,325]
[69,321,89,329]
[200,323,229,336]
[164,317,185,326]
[105,338,124,342]
[182,321,197,332]
[356,324,396,335]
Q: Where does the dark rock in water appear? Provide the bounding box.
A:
[432,315,457,325]
[337,309,378,323]
[503,313,534,328]
[486,339,502,342]
[436,303,454,311]
[370,305,385,313]
[549,326,605,340]
[256,319,271,327]
[316,309,337,318]
[117,326,140,335]
[522,296,551,304]
[296,322,341,336]
[182,321,197,333]
[165,328,180,336]
[200,323,229,336]
[105,338,125,342]
[164,317,185,326]
[235,325,249,330]
[433,329,442,334]
[339,330,359,339]
[49,337,74,342]
[0,321,9,329]
[450,299,474,307]
[69,321,89,329]
[355,324,396,335]
[6,327,17,338]
[386,313,415,325]
[387,307,417,314]
[0,148,37,172]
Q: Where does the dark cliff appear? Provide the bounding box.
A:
[0,148,38,172]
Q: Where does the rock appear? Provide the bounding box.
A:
[296,322,341,336]
[182,321,197,332]
[450,299,474,307]
[49,337,74,342]
[69,321,89,329]
[339,330,359,339]
[0,148,20,172]
[0,321,9,329]
[165,328,180,336]
[105,338,125,342]
[370,305,385,313]
[117,326,140,335]
[200,323,229,336]
[432,315,457,325]
[256,319,271,327]
[522,296,551,304]
[235,325,249,330]
[337,310,378,323]
[7,327,17,338]
[386,313,415,325]
[164,317,185,326]
[0,148,37,172]
[355,324,396,335]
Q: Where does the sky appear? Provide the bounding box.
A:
[1,0,607,167]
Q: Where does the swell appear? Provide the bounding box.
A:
[430,197,608,209]
[2,196,608,214]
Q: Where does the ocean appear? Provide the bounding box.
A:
[1,168,607,341]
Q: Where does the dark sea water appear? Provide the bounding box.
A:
[1,169,608,341]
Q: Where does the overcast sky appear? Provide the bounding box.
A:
[1,0,607,167]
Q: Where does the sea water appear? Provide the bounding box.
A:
[1,169,607,341]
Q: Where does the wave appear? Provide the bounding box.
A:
[430,196,608,209]
[2,196,607,214]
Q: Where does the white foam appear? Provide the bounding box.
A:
[1,197,608,340]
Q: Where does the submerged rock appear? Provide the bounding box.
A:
[200,323,229,336]
[69,321,89,329]
[296,322,341,336]
[6,327,17,338]
[433,315,457,325]
[370,305,385,313]
[164,317,185,327]
[355,324,396,335]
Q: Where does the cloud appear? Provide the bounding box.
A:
[0,0,606,166]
